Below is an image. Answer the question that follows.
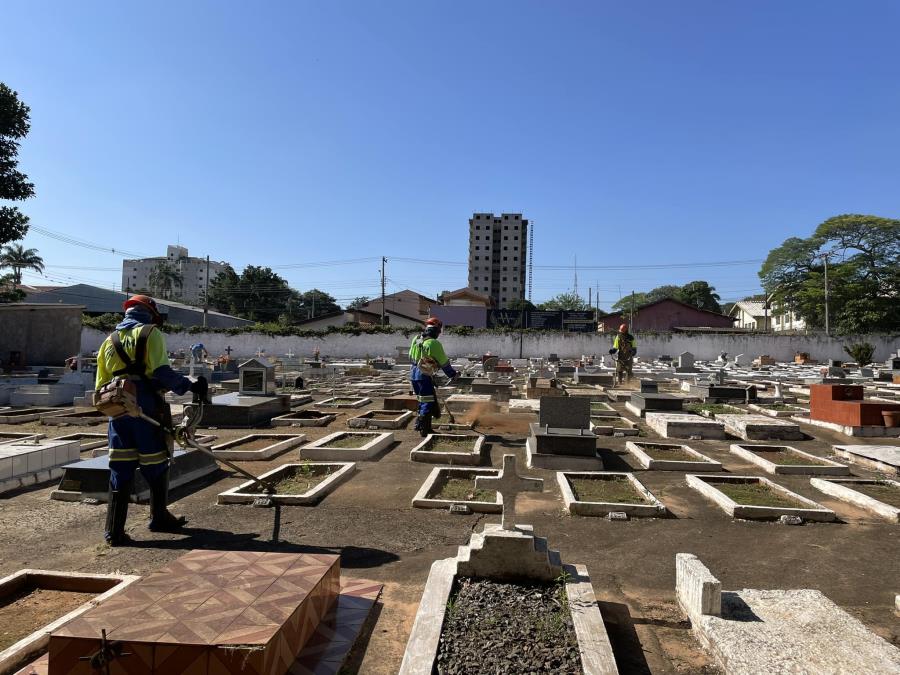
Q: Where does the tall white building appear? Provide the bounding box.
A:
[467,213,528,309]
[122,245,228,305]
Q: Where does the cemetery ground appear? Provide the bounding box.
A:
[0,398,898,674]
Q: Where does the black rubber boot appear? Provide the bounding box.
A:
[420,414,433,437]
[147,473,187,533]
[104,481,134,546]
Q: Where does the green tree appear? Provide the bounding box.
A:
[0,272,24,302]
[759,214,900,333]
[0,243,43,284]
[538,292,590,311]
[206,264,240,313]
[147,261,183,299]
[297,288,340,319]
[611,292,649,312]
[346,296,370,310]
[678,280,721,312]
[507,298,537,311]
[0,84,34,246]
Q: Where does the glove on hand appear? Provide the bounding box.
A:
[190,375,211,404]
[608,348,617,355]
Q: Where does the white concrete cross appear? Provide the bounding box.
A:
[475,454,543,530]
[286,350,295,359]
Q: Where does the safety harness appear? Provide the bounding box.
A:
[93,325,164,419]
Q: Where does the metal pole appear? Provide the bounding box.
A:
[381,256,386,326]
[823,254,830,336]
[203,255,210,328]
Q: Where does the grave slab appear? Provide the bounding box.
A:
[409,434,485,466]
[729,444,850,475]
[411,467,501,513]
[589,416,639,436]
[645,412,726,439]
[39,410,108,427]
[0,569,139,675]
[197,392,291,427]
[686,474,836,521]
[810,477,900,521]
[0,439,80,494]
[717,414,804,441]
[50,449,218,503]
[625,441,722,471]
[557,472,666,517]
[347,409,414,429]
[676,554,900,674]
[217,462,356,505]
[210,433,306,460]
[300,431,394,461]
[271,409,338,427]
[832,444,900,475]
[46,550,342,675]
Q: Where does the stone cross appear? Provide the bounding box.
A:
[225,346,233,357]
[475,454,543,530]
[286,350,295,359]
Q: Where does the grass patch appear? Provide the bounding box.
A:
[713,480,806,508]
[852,482,900,508]
[245,463,333,494]
[748,448,830,466]
[639,444,707,462]
[426,437,476,452]
[322,433,378,448]
[325,398,365,406]
[435,477,496,502]
[569,476,649,504]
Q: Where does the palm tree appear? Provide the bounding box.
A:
[148,262,183,300]
[0,243,44,285]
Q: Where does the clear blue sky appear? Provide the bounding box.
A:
[3,1,899,309]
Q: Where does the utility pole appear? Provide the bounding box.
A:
[380,257,387,326]
[630,291,635,330]
[573,255,578,298]
[588,287,591,309]
[822,253,830,337]
[202,255,210,328]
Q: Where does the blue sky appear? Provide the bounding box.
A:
[3,1,899,309]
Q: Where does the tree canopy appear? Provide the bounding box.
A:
[759,214,900,333]
[207,265,340,324]
[0,84,34,247]
[538,292,590,311]
[611,281,721,313]
[346,296,370,310]
[0,243,43,284]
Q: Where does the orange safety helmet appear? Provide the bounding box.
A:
[425,317,443,329]
[619,323,629,333]
[123,294,163,325]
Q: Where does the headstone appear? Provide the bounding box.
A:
[539,397,590,429]
[238,358,276,395]
[640,380,658,393]
[474,454,543,530]
[678,352,695,369]
[734,354,744,366]
[548,353,560,363]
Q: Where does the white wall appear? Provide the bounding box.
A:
[81,327,900,363]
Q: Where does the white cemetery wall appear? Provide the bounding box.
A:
[81,327,899,362]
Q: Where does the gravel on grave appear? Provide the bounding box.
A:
[436,577,583,674]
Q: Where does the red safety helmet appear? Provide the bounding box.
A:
[123,294,163,325]
[425,317,443,329]
[619,323,629,332]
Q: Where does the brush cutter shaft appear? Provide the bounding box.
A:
[138,412,275,493]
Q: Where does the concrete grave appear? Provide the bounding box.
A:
[625,441,722,471]
[411,467,501,513]
[301,431,394,461]
[729,444,850,475]
[39,409,108,426]
[717,414,804,441]
[676,553,900,674]
[645,412,727,439]
[445,394,498,414]
[832,444,900,475]
[211,433,306,460]
[0,408,62,424]
[625,392,684,418]
[589,416,639,436]
[52,432,107,453]
[0,438,80,495]
[198,391,291,427]
[42,549,382,675]
[51,449,218,503]
[810,477,900,522]
[686,474,836,521]
[238,357,276,395]
[217,461,356,505]
[316,396,372,408]
[347,409,414,429]
[557,471,666,517]
[271,409,338,427]
[540,396,590,429]
[409,433,485,466]
[0,431,44,444]
[0,569,139,675]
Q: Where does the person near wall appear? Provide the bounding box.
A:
[609,323,637,384]
[408,317,458,436]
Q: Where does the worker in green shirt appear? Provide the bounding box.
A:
[408,318,458,436]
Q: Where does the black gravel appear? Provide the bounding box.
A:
[436,577,583,674]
